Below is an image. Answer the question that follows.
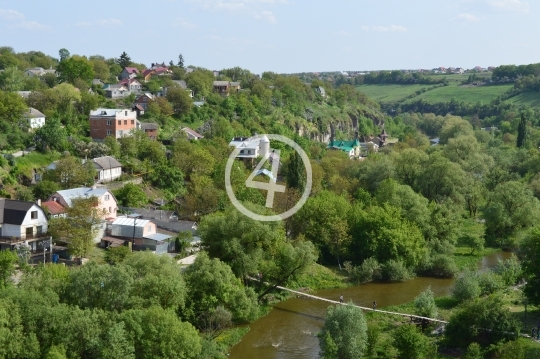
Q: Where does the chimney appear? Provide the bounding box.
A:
[36,199,41,206]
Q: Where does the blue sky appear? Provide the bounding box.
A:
[0,0,538,74]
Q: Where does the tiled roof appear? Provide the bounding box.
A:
[41,200,66,215]
[124,67,139,74]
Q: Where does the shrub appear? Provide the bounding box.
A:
[392,324,429,359]
[493,254,522,286]
[383,260,414,282]
[452,272,480,302]
[428,254,459,278]
[477,271,504,296]
[344,258,383,284]
[464,342,483,359]
[414,287,438,319]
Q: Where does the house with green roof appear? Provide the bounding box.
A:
[327,139,360,158]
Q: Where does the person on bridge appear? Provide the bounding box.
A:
[373,301,377,310]
[339,294,344,303]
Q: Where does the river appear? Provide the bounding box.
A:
[229,251,512,359]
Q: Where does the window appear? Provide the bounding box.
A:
[105,194,110,201]
[125,111,127,116]
[131,120,134,125]
[124,120,127,125]
[31,211,38,219]
[107,130,112,135]
[118,120,121,125]
[36,226,43,235]
[107,120,111,125]
[147,225,152,232]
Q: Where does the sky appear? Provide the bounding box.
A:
[0,0,539,74]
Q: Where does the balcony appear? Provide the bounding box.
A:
[0,233,50,245]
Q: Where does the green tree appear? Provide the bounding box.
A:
[392,324,430,359]
[56,56,94,85]
[34,116,68,152]
[319,304,367,359]
[58,48,70,62]
[286,150,306,191]
[185,69,214,98]
[414,287,438,319]
[148,164,185,200]
[516,112,527,148]
[0,90,28,124]
[452,271,481,302]
[99,322,135,359]
[48,196,102,258]
[114,183,148,207]
[0,250,18,287]
[464,342,483,359]
[520,227,540,305]
[117,52,131,69]
[0,66,24,91]
[121,306,201,359]
[445,294,520,348]
[104,245,132,265]
[166,86,193,116]
[177,54,184,68]
[43,155,96,189]
[45,344,68,359]
[184,252,259,325]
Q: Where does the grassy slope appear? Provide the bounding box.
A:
[409,83,513,104]
[13,151,61,178]
[507,91,540,107]
[356,84,431,103]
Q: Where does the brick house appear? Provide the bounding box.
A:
[89,108,137,141]
[138,122,159,140]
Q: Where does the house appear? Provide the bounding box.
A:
[132,104,145,118]
[89,108,137,141]
[118,78,143,93]
[142,66,171,82]
[137,122,159,140]
[24,67,56,78]
[41,200,67,218]
[359,141,379,155]
[0,199,49,251]
[23,107,46,129]
[92,79,105,87]
[109,217,173,254]
[119,67,139,80]
[104,84,131,99]
[91,156,122,182]
[228,135,270,159]
[134,93,154,110]
[48,187,118,220]
[213,81,240,96]
[327,139,360,158]
[182,127,204,140]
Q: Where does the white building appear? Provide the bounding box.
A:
[228,135,270,159]
[91,156,122,182]
[0,199,49,251]
[23,108,46,129]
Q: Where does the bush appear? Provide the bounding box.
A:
[452,272,480,302]
[477,271,504,296]
[414,287,438,319]
[392,324,430,359]
[464,342,483,359]
[493,254,522,286]
[383,259,414,282]
[344,258,383,284]
[427,254,458,278]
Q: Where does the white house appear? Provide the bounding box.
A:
[0,199,49,251]
[91,156,122,182]
[23,108,46,129]
[48,187,118,220]
[182,127,204,140]
[228,135,270,159]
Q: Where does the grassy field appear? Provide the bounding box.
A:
[356,84,432,103]
[407,83,513,104]
[507,91,540,107]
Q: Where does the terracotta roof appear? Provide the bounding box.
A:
[124,67,139,74]
[134,104,144,111]
[41,200,66,215]
[182,127,204,139]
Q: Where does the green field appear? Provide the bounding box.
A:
[408,83,513,104]
[507,91,540,107]
[356,84,432,103]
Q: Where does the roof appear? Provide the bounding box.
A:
[54,187,110,207]
[134,104,145,111]
[118,78,142,86]
[230,82,240,87]
[182,127,204,139]
[101,236,126,247]
[213,81,230,86]
[142,69,154,77]
[41,200,66,215]
[143,233,172,242]
[92,156,122,170]
[0,199,40,225]
[140,122,159,130]
[327,139,360,153]
[173,80,187,89]
[112,217,150,227]
[136,93,154,101]
[23,107,45,119]
[124,67,139,74]
[90,108,135,117]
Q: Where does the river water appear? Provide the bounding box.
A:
[229,251,512,359]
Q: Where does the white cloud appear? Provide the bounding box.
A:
[456,13,480,21]
[97,19,123,27]
[173,18,198,29]
[185,0,285,23]
[362,24,407,32]
[0,8,24,20]
[488,0,529,12]
[0,8,49,31]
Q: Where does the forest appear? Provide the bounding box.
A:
[0,47,540,358]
